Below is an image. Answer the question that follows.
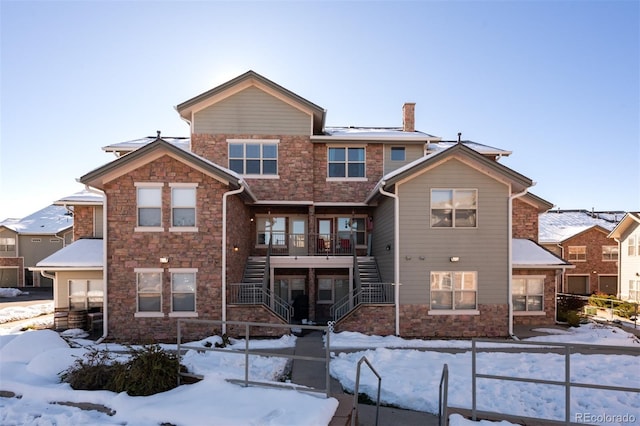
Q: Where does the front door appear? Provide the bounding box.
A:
[289,217,307,256]
[276,276,307,321]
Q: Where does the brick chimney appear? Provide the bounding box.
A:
[402,102,416,132]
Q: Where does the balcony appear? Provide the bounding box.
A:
[264,233,360,256]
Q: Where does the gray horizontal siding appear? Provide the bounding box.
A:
[397,158,510,305]
[194,86,311,135]
[372,196,395,283]
[384,144,424,175]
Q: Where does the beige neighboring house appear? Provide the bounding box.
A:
[608,212,640,302]
[0,205,73,287]
[31,190,105,329]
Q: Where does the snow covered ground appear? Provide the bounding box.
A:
[0,288,638,425]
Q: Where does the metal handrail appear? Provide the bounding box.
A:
[471,338,640,425]
[330,283,395,322]
[176,319,332,397]
[351,356,382,426]
[439,364,449,426]
[228,284,292,323]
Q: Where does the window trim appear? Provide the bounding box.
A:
[602,245,619,262]
[227,139,280,178]
[390,146,406,161]
[326,145,367,180]
[135,182,164,232]
[430,188,478,229]
[256,215,287,247]
[0,237,16,251]
[628,236,636,256]
[169,183,198,232]
[567,246,587,262]
[134,268,164,317]
[512,275,545,314]
[428,271,479,314]
[168,268,198,317]
[68,279,104,311]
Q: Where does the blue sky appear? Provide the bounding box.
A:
[1,0,638,220]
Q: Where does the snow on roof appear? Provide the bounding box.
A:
[512,238,570,267]
[539,210,622,243]
[0,205,73,235]
[55,189,104,205]
[323,126,437,139]
[102,136,189,153]
[35,239,103,268]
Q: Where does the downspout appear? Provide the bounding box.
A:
[378,182,401,336]
[221,181,245,335]
[84,185,108,344]
[508,187,529,338]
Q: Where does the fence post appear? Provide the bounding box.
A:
[565,345,571,425]
[472,339,477,421]
[244,323,250,388]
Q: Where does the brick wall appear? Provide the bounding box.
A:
[512,199,538,240]
[334,305,395,336]
[73,205,95,240]
[227,305,289,337]
[562,228,618,294]
[104,154,234,343]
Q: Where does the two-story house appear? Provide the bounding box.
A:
[539,210,623,295]
[608,212,640,302]
[35,71,570,342]
[0,205,73,287]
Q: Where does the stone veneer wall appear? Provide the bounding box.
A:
[104,155,230,343]
[512,199,539,240]
[226,305,289,337]
[400,304,509,338]
[73,205,95,240]
[333,305,395,336]
[513,269,557,326]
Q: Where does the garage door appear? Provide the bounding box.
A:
[567,276,589,294]
[0,268,18,287]
[598,276,617,295]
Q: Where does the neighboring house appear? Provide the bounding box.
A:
[608,212,640,302]
[0,205,73,287]
[539,210,623,295]
[37,71,570,342]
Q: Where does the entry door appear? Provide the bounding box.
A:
[289,217,307,256]
[318,219,333,253]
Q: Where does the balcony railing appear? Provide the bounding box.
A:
[266,233,359,256]
[228,283,293,323]
[330,283,395,322]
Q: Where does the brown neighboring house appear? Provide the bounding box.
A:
[37,71,571,342]
[539,210,623,295]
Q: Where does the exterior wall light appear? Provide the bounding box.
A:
[233,245,239,252]
[160,257,169,264]
[450,256,460,262]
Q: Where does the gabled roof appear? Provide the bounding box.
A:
[608,212,640,240]
[33,238,103,270]
[0,205,73,235]
[176,70,326,135]
[79,137,257,203]
[539,210,622,244]
[102,136,189,157]
[518,192,554,213]
[55,189,104,206]
[512,238,573,269]
[366,142,533,203]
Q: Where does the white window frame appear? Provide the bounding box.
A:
[512,275,545,314]
[0,237,16,251]
[327,145,366,180]
[227,139,279,178]
[68,279,104,311]
[256,216,286,247]
[135,182,164,232]
[568,246,587,262]
[429,271,479,314]
[602,245,618,261]
[169,268,197,317]
[629,280,640,302]
[135,268,164,317]
[169,183,198,232]
[430,189,478,228]
[628,235,636,256]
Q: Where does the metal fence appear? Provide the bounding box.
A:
[176,319,332,397]
[471,338,640,425]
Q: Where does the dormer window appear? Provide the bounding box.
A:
[228,140,278,176]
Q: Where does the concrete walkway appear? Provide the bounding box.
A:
[290,331,439,426]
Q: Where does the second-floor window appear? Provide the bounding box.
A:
[136,184,162,227]
[390,146,406,161]
[328,147,365,178]
[602,246,619,261]
[170,184,196,228]
[257,216,286,246]
[431,189,477,228]
[629,236,637,256]
[228,141,278,176]
[568,246,586,262]
[0,237,15,251]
